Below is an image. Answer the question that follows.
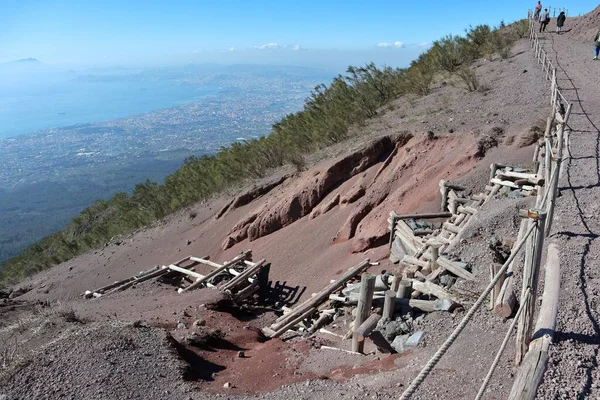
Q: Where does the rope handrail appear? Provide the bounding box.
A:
[399,221,537,399]
[474,288,532,400]
[399,15,567,399]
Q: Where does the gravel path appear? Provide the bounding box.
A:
[534,26,600,399]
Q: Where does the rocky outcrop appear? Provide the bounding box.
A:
[221,135,410,250]
[215,175,289,219]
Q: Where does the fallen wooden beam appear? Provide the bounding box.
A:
[221,258,266,291]
[435,257,475,281]
[391,212,453,220]
[270,259,370,331]
[167,264,204,279]
[411,280,461,303]
[354,313,382,339]
[269,307,317,338]
[179,251,251,293]
[401,255,429,269]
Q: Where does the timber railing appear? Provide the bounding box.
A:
[399,13,571,400]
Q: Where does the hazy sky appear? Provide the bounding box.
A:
[1,0,597,69]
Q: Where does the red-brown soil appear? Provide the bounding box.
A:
[4,25,588,398]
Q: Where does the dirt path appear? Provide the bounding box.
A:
[534,25,600,399]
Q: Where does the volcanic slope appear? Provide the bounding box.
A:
[0,37,560,399]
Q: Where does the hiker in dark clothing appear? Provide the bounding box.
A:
[539,9,550,32]
[556,11,566,34]
[594,29,600,60]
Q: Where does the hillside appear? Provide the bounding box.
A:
[2,11,599,399]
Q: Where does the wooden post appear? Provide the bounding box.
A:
[494,219,527,317]
[543,118,553,185]
[489,163,498,182]
[508,244,560,400]
[489,264,502,310]
[383,290,397,319]
[544,156,561,236]
[428,240,441,265]
[397,280,412,299]
[550,68,556,106]
[516,210,547,365]
[439,180,449,212]
[388,211,398,248]
[391,274,401,292]
[352,273,376,353]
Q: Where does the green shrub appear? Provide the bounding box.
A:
[456,67,480,92]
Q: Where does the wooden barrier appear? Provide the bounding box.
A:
[352,273,376,353]
[509,244,560,399]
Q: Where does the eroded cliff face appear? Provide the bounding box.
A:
[219,131,482,253]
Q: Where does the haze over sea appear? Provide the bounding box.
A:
[0,73,216,139]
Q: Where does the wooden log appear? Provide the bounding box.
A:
[189,257,223,268]
[391,274,401,292]
[494,219,527,317]
[232,281,259,302]
[441,180,467,191]
[355,313,382,338]
[497,170,544,185]
[516,210,547,365]
[269,307,317,338]
[391,212,453,220]
[399,298,455,312]
[104,266,172,295]
[413,229,435,236]
[435,256,475,281]
[489,263,503,310]
[457,205,477,215]
[329,294,347,302]
[180,251,250,293]
[221,258,266,291]
[383,290,397,318]
[411,280,461,303]
[545,157,562,235]
[397,280,412,299]
[320,346,362,356]
[490,178,522,189]
[352,273,376,353]
[489,163,499,181]
[308,311,334,333]
[439,180,449,212]
[167,264,204,279]
[508,243,560,400]
[369,331,395,353]
[395,220,424,255]
[401,255,429,269]
[442,222,461,234]
[271,259,370,330]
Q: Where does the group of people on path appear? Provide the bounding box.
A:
[533,2,565,33]
[533,2,600,60]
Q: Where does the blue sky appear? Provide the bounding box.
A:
[1,0,597,69]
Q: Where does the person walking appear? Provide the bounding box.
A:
[594,29,600,60]
[539,9,550,32]
[534,1,542,21]
[556,11,566,34]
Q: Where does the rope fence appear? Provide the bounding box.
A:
[399,11,571,399]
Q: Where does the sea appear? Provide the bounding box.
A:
[0,74,216,139]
